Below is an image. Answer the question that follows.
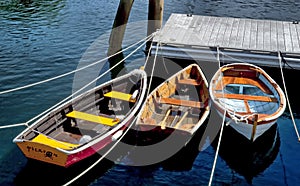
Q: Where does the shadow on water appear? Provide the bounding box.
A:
[120,118,209,172]
[211,123,280,184]
[14,153,114,186]
[160,120,209,171]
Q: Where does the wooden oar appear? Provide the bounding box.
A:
[174,111,188,129]
[160,109,171,130]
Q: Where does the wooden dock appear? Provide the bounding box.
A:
[152,13,300,69]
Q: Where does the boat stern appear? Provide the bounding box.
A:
[14,139,69,167]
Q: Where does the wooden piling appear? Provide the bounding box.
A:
[108,0,134,57]
[146,0,164,51]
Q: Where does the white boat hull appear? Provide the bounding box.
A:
[216,109,277,141]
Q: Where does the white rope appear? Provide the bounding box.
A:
[209,46,226,186]
[227,111,256,125]
[146,41,160,97]
[63,116,138,186]
[217,49,246,64]
[1,33,156,130]
[0,123,28,129]
[63,36,156,186]
[278,52,300,141]
[0,33,154,95]
[143,38,153,68]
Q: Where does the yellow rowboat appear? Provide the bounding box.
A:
[13,69,147,167]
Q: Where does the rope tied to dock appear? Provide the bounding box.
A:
[278,51,300,142]
[0,32,157,130]
[0,32,155,96]
[208,46,227,186]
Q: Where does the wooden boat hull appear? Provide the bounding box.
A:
[14,69,147,167]
[136,64,210,147]
[209,63,286,141]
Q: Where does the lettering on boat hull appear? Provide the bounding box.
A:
[16,141,68,167]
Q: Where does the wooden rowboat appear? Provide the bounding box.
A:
[13,69,147,167]
[136,64,210,145]
[209,63,286,141]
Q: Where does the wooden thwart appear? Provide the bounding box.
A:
[66,111,120,126]
[178,78,202,86]
[159,97,204,108]
[104,91,135,102]
[215,93,278,102]
[215,77,272,94]
[32,134,79,150]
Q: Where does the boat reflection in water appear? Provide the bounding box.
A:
[14,152,114,186]
[211,123,280,183]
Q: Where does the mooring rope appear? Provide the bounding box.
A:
[63,116,138,186]
[278,51,300,141]
[0,33,155,95]
[146,41,160,97]
[1,32,156,130]
[63,36,156,186]
[208,46,226,186]
[0,123,28,129]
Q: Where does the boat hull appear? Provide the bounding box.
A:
[209,63,286,142]
[15,125,128,167]
[215,108,276,141]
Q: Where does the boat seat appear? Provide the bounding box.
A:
[104,90,136,102]
[66,111,120,126]
[32,134,79,150]
[214,93,278,102]
[177,78,203,86]
[158,97,204,108]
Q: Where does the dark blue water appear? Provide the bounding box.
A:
[1,0,300,185]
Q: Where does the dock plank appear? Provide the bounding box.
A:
[235,18,246,48]
[202,16,217,46]
[283,22,293,52]
[290,23,300,52]
[276,21,286,51]
[296,24,300,50]
[242,19,251,49]
[257,20,264,50]
[215,17,228,46]
[229,18,240,48]
[250,19,258,49]
[263,20,271,51]
[197,16,211,44]
[208,17,222,46]
[154,14,300,54]
[222,17,234,46]
[270,20,278,51]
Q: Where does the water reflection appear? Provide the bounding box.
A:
[211,124,280,183]
[14,153,114,186]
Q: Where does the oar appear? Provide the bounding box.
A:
[174,111,188,129]
[160,109,171,130]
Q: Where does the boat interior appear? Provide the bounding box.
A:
[137,65,209,132]
[212,65,281,117]
[18,74,144,149]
